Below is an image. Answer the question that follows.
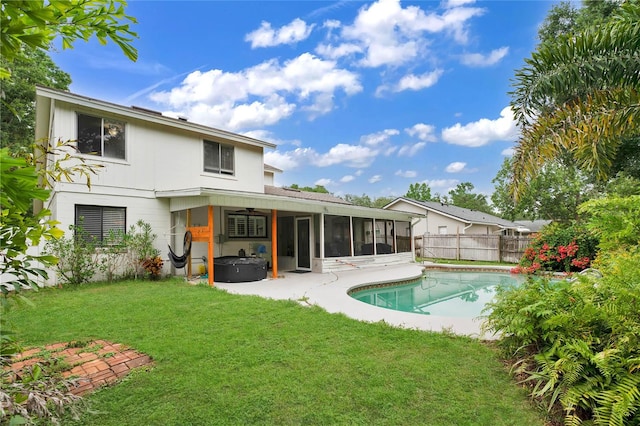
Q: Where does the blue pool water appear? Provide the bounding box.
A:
[350,270,525,318]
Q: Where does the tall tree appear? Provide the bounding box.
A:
[343,194,395,208]
[537,0,619,44]
[492,157,597,222]
[405,182,433,201]
[1,49,72,153]
[536,1,579,43]
[445,182,494,214]
[1,0,138,79]
[1,4,137,421]
[372,196,395,209]
[289,184,329,193]
[1,0,138,349]
[344,193,373,207]
[509,1,640,198]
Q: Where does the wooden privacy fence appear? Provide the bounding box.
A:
[415,234,532,263]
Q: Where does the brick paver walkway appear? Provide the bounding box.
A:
[7,339,153,395]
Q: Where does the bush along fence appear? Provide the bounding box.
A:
[415,234,532,263]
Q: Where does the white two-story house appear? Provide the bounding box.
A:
[34,86,415,285]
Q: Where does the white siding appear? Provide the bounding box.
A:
[45,191,171,285]
[48,101,265,195]
[386,200,503,235]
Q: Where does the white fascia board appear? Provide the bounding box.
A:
[157,188,415,221]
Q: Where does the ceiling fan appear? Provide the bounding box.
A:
[234,207,264,216]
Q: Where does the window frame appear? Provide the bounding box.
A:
[76,113,126,160]
[226,213,267,239]
[75,205,127,244]
[203,140,235,175]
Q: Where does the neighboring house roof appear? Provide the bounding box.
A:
[35,85,276,150]
[514,219,552,233]
[385,197,522,230]
[264,186,351,205]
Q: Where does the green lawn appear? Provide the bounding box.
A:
[8,279,547,425]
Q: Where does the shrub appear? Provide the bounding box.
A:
[1,360,85,424]
[484,248,640,425]
[579,195,640,255]
[126,220,160,280]
[97,229,128,282]
[44,224,98,285]
[140,256,164,280]
[513,222,598,274]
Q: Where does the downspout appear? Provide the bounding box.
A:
[409,214,422,262]
[349,216,354,257]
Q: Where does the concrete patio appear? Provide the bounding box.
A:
[215,262,499,340]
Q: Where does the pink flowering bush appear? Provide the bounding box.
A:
[512,222,598,274]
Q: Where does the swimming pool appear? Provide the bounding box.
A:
[349,270,524,318]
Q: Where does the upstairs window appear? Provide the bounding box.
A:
[204,140,234,175]
[77,113,126,160]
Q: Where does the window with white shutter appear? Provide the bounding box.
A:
[226,214,266,238]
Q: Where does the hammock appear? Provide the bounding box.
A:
[168,230,193,269]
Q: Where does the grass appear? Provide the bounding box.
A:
[7,278,547,425]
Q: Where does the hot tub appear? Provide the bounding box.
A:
[214,256,267,283]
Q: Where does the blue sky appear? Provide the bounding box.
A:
[50,0,555,199]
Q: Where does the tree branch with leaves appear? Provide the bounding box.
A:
[509,1,640,198]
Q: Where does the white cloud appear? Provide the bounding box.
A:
[369,175,383,183]
[397,142,427,157]
[315,143,378,168]
[315,42,362,60]
[360,129,399,146]
[377,69,444,96]
[441,5,485,43]
[395,169,417,178]
[315,178,334,186]
[395,69,444,91]
[264,141,382,171]
[264,147,317,170]
[445,161,467,173]
[501,147,515,156]
[460,47,509,67]
[150,53,362,131]
[422,178,460,189]
[245,18,315,48]
[340,175,355,183]
[355,170,364,176]
[405,123,438,142]
[334,0,484,68]
[385,146,399,156]
[441,106,518,147]
[444,0,476,7]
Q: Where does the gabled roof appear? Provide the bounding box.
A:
[35,85,276,149]
[385,197,521,230]
[264,186,351,205]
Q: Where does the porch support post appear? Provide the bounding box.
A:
[186,209,192,277]
[271,209,278,279]
[208,205,214,287]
